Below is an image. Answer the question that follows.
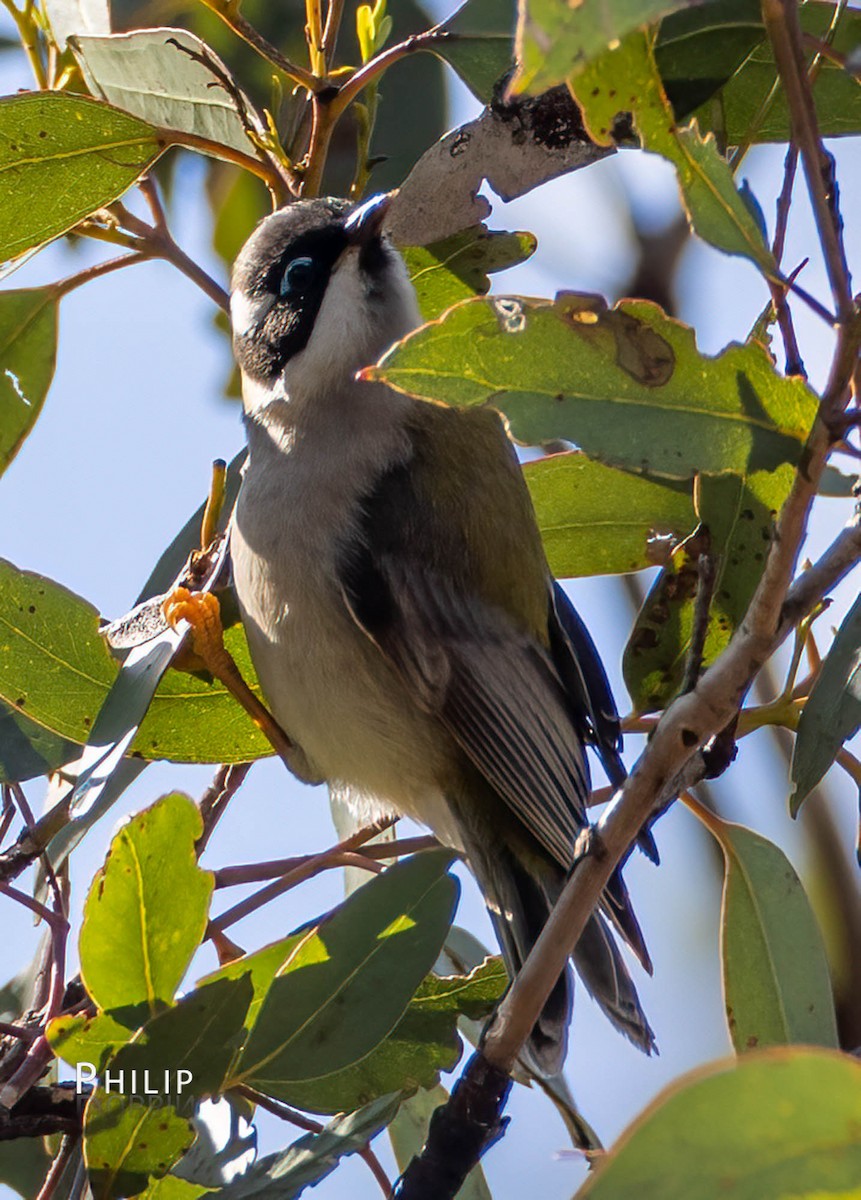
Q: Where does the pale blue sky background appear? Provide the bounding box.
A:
[1,7,860,1197]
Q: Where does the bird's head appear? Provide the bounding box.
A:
[230,194,421,416]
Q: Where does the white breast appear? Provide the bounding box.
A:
[230,379,464,847]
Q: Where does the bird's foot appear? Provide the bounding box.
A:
[573,825,608,866]
[162,586,228,676]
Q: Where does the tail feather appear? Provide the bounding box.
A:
[466,838,655,1071]
[574,912,657,1055]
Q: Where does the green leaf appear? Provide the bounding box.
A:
[84,1092,194,1200]
[370,294,817,480]
[0,93,164,262]
[220,851,458,1103]
[436,0,516,102]
[140,1179,211,1200]
[623,466,794,711]
[0,559,270,763]
[214,1094,402,1199]
[0,699,78,784]
[0,287,58,475]
[668,2,861,143]
[523,452,695,577]
[574,1048,861,1199]
[513,0,689,93]
[389,1085,493,1200]
[0,1138,52,1199]
[79,793,213,1016]
[571,32,777,275]
[110,977,253,1100]
[72,30,258,159]
[48,1010,136,1073]
[403,226,535,322]
[693,812,837,1052]
[791,594,861,812]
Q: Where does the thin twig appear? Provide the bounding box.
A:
[196,763,253,857]
[214,834,438,888]
[35,1134,78,1200]
[199,1,319,92]
[236,1085,393,1197]
[50,253,148,301]
[769,145,806,376]
[762,0,854,321]
[208,819,395,935]
[116,206,230,312]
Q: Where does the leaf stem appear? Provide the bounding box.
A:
[197,0,319,92]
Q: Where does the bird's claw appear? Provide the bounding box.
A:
[162,587,225,673]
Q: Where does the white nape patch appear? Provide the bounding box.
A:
[241,373,287,417]
[230,287,275,338]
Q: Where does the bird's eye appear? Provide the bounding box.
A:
[280,256,317,297]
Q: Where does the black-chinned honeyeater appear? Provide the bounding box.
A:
[229,193,656,1072]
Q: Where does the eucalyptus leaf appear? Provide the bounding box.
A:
[623,466,794,711]
[0,699,78,784]
[693,814,837,1052]
[213,1094,402,1199]
[43,0,109,47]
[404,226,535,321]
[370,294,817,480]
[79,793,213,1017]
[72,30,260,159]
[0,93,164,262]
[0,287,58,476]
[791,594,861,812]
[212,851,458,1104]
[0,558,269,764]
[84,1092,193,1200]
[571,32,777,275]
[513,0,690,93]
[436,0,516,102]
[523,452,695,578]
[574,1049,861,1199]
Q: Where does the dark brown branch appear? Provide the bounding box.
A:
[0,1085,83,1141]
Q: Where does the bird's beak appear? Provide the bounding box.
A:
[344,193,391,246]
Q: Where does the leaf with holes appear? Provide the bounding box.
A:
[571,31,777,275]
[370,295,817,480]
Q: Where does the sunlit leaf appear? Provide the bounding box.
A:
[0,559,269,763]
[513,0,689,93]
[0,288,58,476]
[72,29,259,159]
[84,1091,193,1200]
[79,793,213,1016]
[370,294,817,480]
[404,226,535,321]
[43,0,109,47]
[571,32,776,275]
[524,452,695,578]
[213,851,458,1104]
[0,93,164,261]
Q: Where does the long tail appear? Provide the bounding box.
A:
[469,842,655,1073]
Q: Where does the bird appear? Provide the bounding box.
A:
[228,192,655,1074]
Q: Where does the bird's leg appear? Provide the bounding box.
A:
[572,825,609,868]
[162,587,299,772]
